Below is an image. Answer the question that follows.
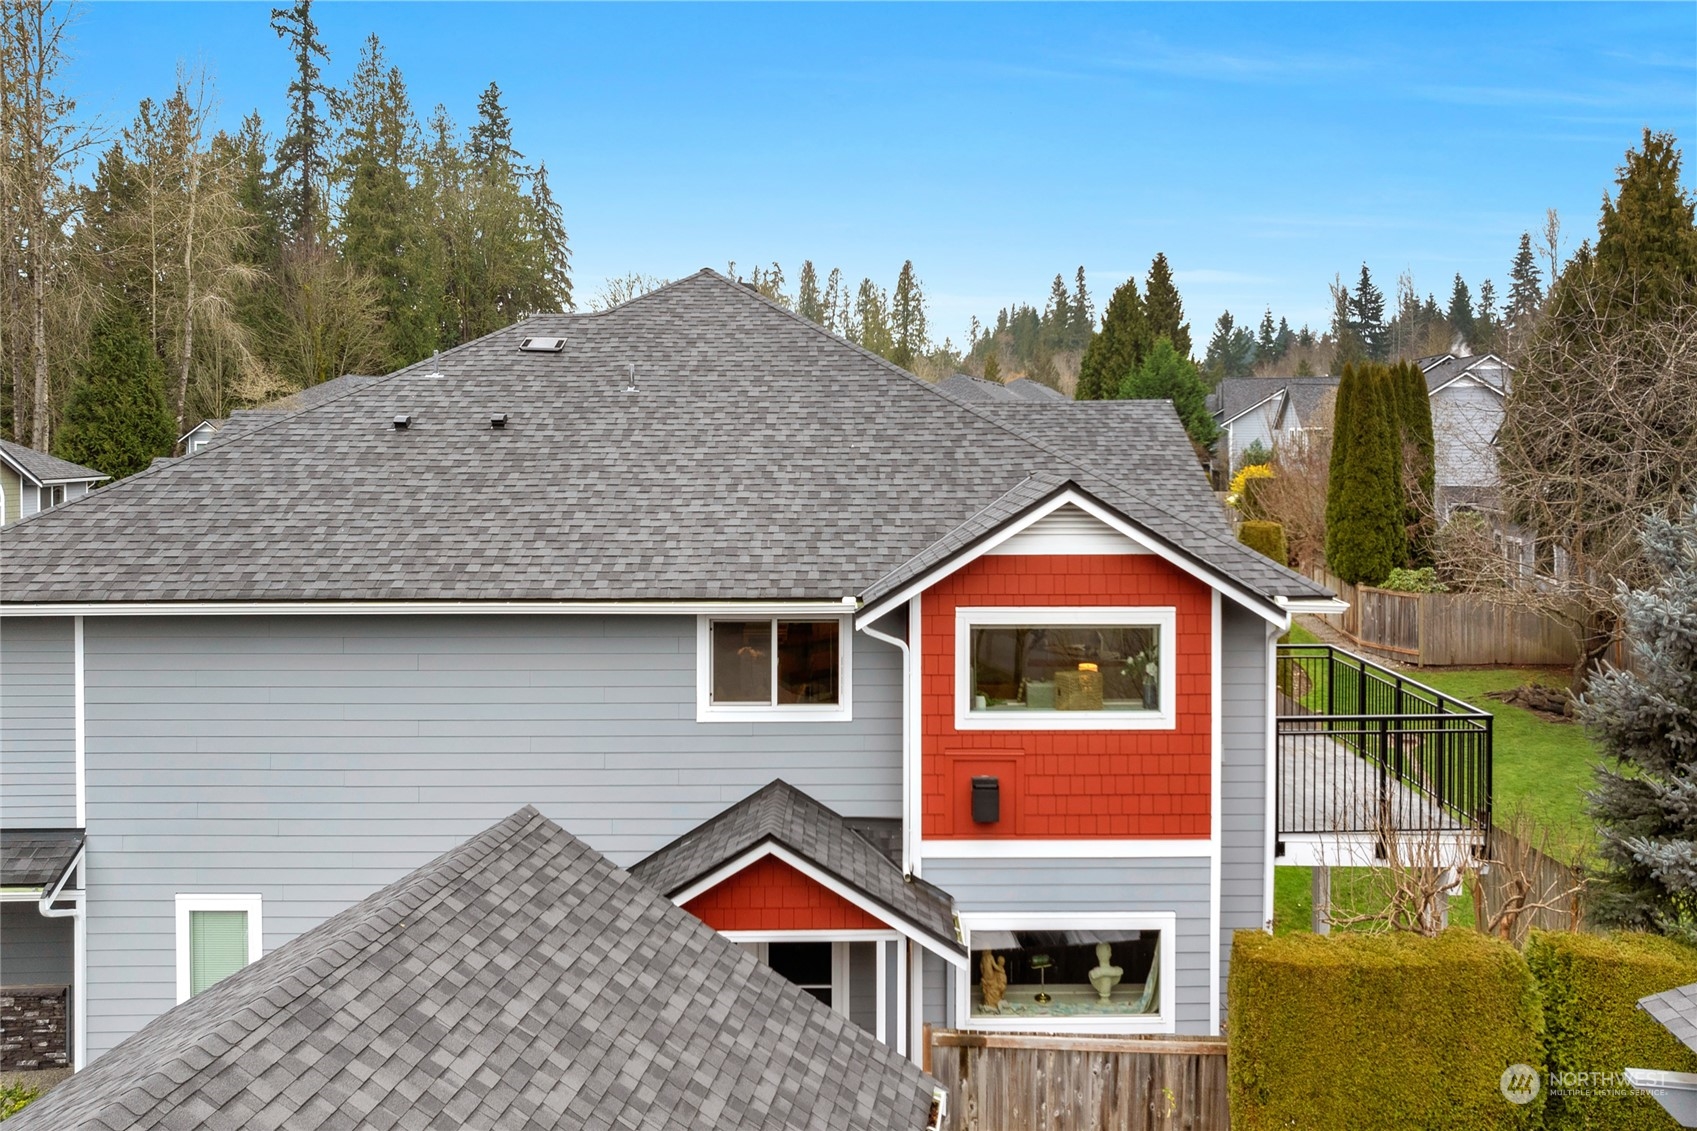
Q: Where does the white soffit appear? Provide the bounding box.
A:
[986,503,1146,556]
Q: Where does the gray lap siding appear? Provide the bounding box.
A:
[78,613,902,1059]
[0,616,76,827]
[1219,602,1272,1021]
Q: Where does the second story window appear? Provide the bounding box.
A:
[699,617,851,721]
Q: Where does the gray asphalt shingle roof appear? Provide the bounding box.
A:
[630,780,961,955]
[0,440,106,486]
[935,374,1066,404]
[0,271,1326,606]
[0,828,83,888]
[8,807,940,1131]
[1642,984,1697,1055]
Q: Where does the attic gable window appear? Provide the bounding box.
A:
[697,617,852,722]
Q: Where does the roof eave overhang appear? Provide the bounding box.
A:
[665,835,967,965]
[854,484,1293,631]
[1214,388,1286,429]
[0,598,864,619]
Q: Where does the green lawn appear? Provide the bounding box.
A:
[1273,864,1476,935]
[1270,625,1603,933]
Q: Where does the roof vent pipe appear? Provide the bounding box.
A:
[623,363,639,394]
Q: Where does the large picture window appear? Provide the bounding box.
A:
[697,617,852,722]
[957,913,1176,1033]
[954,607,1177,730]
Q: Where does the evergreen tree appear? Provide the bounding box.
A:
[1256,308,1277,363]
[1395,359,1436,564]
[1475,279,1499,353]
[796,260,822,324]
[468,82,519,169]
[1330,274,1365,368]
[1589,128,1697,322]
[1041,272,1071,351]
[269,0,333,246]
[1585,507,1697,932]
[1119,337,1218,446]
[1275,316,1294,359]
[853,277,891,358]
[1447,273,1475,349]
[1324,363,1406,583]
[982,351,1000,382]
[1201,311,1256,384]
[1350,264,1388,360]
[1076,275,1149,399]
[1069,266,1094,343]
[1143,252,1190,359]
[1506,231,1543,348]
[52,304,175,480]
[890,260,927,369]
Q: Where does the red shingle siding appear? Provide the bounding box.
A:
[682,855,885,931]
[922,553,1213,839]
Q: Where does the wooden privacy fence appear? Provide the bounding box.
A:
[926,1028,1230,1131]
[1473,825,1592,941]
[1303,567,1604,668]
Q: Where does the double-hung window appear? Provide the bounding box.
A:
[175,894,263,1002]
[698,617,852,721]
[955,606,1177,730]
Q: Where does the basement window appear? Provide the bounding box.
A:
[697,617,852,722]
[958,913,1176,1034]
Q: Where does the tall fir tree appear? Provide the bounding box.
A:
[1585,508,1697,932]
[853,277,891,358]
[820,267,844,334]
[1076,275,1149,399]
[1041,272,1071,350]
[1447,273,1475,349]
[1324,363,1406,584]
[1590,128,1697,321]
[889,260,927,369]
[1506,231,1543,349]
[1256,308,1277,363]
[1201,311,1255,384]
[1069,266,1093,343]
[1350,264,1388,360]
[1143,252,1190,359]
[52,304,175,480]
[1475,279,1499,353]
[1119,337,1218,447]
[1329,274,1365,368]
[796,260,823,324]
[269,0,333,247]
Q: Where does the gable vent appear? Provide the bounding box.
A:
[519,336,566,353]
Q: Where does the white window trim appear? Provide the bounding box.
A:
[733,937,857,1019]
[954,606,1178,731]
[175,893,263,1003]
[696,615,853,722]
[955,911,1178,1034]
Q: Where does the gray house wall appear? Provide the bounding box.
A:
[1219,603,1271,1023]
[0,616,76,828]
[1222,401,1281,471]
[920,857,1213,1034]
[76,612,903,1059]
[1430,380,1504,499]
[0,905,73,986]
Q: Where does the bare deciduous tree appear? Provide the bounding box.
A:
[1254,392,1334,570]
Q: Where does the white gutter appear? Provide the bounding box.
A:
[1,599,856,619]
[1273,595,1349,616]
[1626,1068,1697,1126]
[859,615,917,879]
[38,845,87,1071]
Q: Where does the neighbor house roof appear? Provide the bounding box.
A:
[935,373,1066,404]
[8,807,940,1131]
[631,780,961,957]
[0,271,1327,608]
[0,440,106,487]
[1420,354,1511,394]
[1209,378,1290,425]
[0,828,84,888]
[1642,984,1697,1055]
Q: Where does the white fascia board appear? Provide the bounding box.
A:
[1214,388,1286,429]
[855,488,1286,630]
[667,841,967,968]
[1273,595,1349,615]
[0,451,43,487]
[2,598,861,619]
[1427,372,1506,399]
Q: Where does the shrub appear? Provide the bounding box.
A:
[0,1083,40,1121]
[1228,929,1543,1130]
[1380,566,1448,593]
[1238,520,1288,566]
[1526,930,1697,1129]
[1229,462,1273,499]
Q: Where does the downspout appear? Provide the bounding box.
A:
[860,616,917,879]
[38,845,86,1071]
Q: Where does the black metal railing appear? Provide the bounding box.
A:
[1275,644,1492,850]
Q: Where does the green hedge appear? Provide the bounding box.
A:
[1527,931,1697,1130]
[1238,520,1289,566]
[1228,929,1543,1130]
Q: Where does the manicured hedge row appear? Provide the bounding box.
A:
[1228,929,1544,1130]
[1237,520,1288,566]
[1527,930,1697,1130]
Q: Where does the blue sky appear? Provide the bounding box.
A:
[61,2,1696,345]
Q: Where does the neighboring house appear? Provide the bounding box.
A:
[935,372,1069,404]
[0,441,106,526]
[176,374,384,456]
[4,270,1483,1082]
[6,808,944,1131]
[1208,355,1514,522]
[175,419,223,455]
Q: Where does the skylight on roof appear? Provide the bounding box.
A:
[519,337,566,353]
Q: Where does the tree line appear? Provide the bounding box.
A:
[2,0,570,476]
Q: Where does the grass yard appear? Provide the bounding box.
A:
[1272,864,1476,936]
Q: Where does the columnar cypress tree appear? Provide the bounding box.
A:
[1144,253,1190,359]
[1324,363,1406,583]
[53,304,175,480]
[1076,275,1149,399]
[1585,507,1697,932]
[1396,360,1436,565]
